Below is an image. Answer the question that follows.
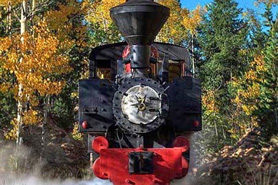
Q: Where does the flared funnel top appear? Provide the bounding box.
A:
[110,0,170,45]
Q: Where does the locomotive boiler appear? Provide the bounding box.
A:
[78,0,202,184]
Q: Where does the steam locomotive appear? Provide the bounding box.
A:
[78,0,202,184]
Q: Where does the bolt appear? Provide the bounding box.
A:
[102,172,108,176]
[125,179,135,184]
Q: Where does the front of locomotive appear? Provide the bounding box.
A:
[78,0,202,184]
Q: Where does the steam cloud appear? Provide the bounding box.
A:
[0,143,113,185]
[0,175,112,185]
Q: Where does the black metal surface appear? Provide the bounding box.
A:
[130,45,151,69]
[79,79,116,133]
[110,0,170,45]
[159,54,169,83]
[117,60,124,75]
[129,45,152,77]
[129,152,154,174]
[166,77,202,131]
[113,77,169,134]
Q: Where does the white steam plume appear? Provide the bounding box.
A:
[0,175,112,185]
[0,143,112,185]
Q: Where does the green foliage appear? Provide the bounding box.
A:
[197,0,249,152]
[0,92,17,131]
[0,5,16,134]
[199,0,248,88]
[197,0,278,156]
[258,23,278,132]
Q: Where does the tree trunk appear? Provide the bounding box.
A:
[272,56,278,132]
[41,95,50,160]
[16,0,28,170]
[275,106,278,132]
[31,0,35,28]
[275,84,278,132]
[32,0,35,10]
[16,0,27,147]
[7,2,12,34]
[191,34,195,77]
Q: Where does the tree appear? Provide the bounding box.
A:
[197,0,248,147]
[230,56,264,137]
[0,0,88,144]
[156,0,189,44]
[260,23,278,131]
[0,3,17,134]
[182,5,204,75]
[199,0,247,87]
[85,0,125,46]
[231,2,278,136]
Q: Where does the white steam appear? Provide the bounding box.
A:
[0,175,112,185]
[0,143,112,185]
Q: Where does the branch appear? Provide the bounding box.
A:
[26,0,54,20]
[12,8,21,22]
[0,6,21,22]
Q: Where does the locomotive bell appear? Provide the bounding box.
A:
[110,0,170,45]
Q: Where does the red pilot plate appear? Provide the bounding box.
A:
[92,149,189,184]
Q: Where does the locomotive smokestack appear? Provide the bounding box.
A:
[110,0,170,77]
[110,0,170,45]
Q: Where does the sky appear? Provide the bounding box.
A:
[181,0,255,10]
[181,0,278,15]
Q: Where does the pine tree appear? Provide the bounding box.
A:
[260,23,278,131]
[197,0,248,147]
[199,0,247,89]
[229,3,278,138]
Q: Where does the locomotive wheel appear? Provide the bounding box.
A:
[113,77,169,134]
